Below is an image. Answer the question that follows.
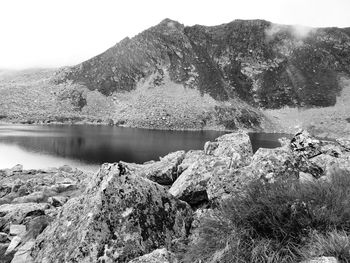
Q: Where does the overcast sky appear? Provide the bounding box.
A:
[1,0,350,69]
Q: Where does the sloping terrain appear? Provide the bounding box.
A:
[56,19,350,108]
[1,19,350,132]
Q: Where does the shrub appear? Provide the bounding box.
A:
[185,169,350,263]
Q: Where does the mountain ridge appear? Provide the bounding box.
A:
[54,18,350,109]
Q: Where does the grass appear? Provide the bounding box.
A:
[185,169,350,263]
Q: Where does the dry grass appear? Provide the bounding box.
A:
[185,170,350,263]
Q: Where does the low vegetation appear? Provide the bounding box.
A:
[185,169,350,263]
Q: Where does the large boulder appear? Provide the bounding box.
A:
[31,163,193,263]
[128,248,178,263]
[207,146,295,201]
[204,131,252,167]
[169,151,231,205]
[121,151,185,185]
[169,132,253,205]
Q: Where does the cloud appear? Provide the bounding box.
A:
[265,23,316,40]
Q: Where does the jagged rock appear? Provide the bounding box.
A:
[170,132,253,205]
[0,167,85,204]
[128,248,178,263]
[23,215,51,241]
[169,152,231,205]
[10,239,35,263]
[121,151,185,185]
[210,132,253,164]
[31,163,192,263]
[0,203,49,231]
[291,130,322,158]
[301,256,339,263]
[5,236,21,255]
[9,225,26,237]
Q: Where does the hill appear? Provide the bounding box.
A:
[1,19,350,134]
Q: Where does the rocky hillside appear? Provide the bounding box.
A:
[56,19,350,108]
[1,19,350,132]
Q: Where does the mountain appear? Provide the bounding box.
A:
[55,19,350,108]
[1,19,350,134]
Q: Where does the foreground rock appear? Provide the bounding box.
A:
[169,132,252,205]
[121,151,185,185]
[31,163,192,263]
[0,165,88,262]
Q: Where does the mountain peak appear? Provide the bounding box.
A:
[156,18,184,31]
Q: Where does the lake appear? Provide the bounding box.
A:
[0,124,290,171]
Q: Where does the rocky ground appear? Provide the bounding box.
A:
[0,130,349,262]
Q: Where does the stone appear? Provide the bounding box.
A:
[121,150,185,185]
[12,191,45,203]
[10,165,23,174]
[204,141,218,155]
[5,236,21,255]
[58,165,73,173]
[299,172,315,183]
[10,239,35,263]
[0,232,9,243]
[128,248,178,263]
[0,203,49,231]
[212,132,253,164]
[48,195,68,207]
[169,151,231,205]
[9,225,26,237]
[290,130,321,158]
[170,132,253,205]
[0,167,85,204]
[23,215,51,241]
[31,163,193,263]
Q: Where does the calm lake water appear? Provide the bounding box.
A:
[0,125,290,171]
[0,125,227,171]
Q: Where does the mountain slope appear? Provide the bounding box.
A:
[55,19,350,108]
[1,19,350,133]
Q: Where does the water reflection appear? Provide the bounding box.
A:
[0,125,227,170]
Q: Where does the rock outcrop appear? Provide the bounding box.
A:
[31,163,192,263]
[169,132,252,205]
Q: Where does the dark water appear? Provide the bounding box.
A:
[0,125,227,171]
[0,125,290,171]
[248,132,292,153]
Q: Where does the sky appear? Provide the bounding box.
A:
[0,0,350,69]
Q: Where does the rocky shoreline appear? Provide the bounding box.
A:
[0,130,349,262]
